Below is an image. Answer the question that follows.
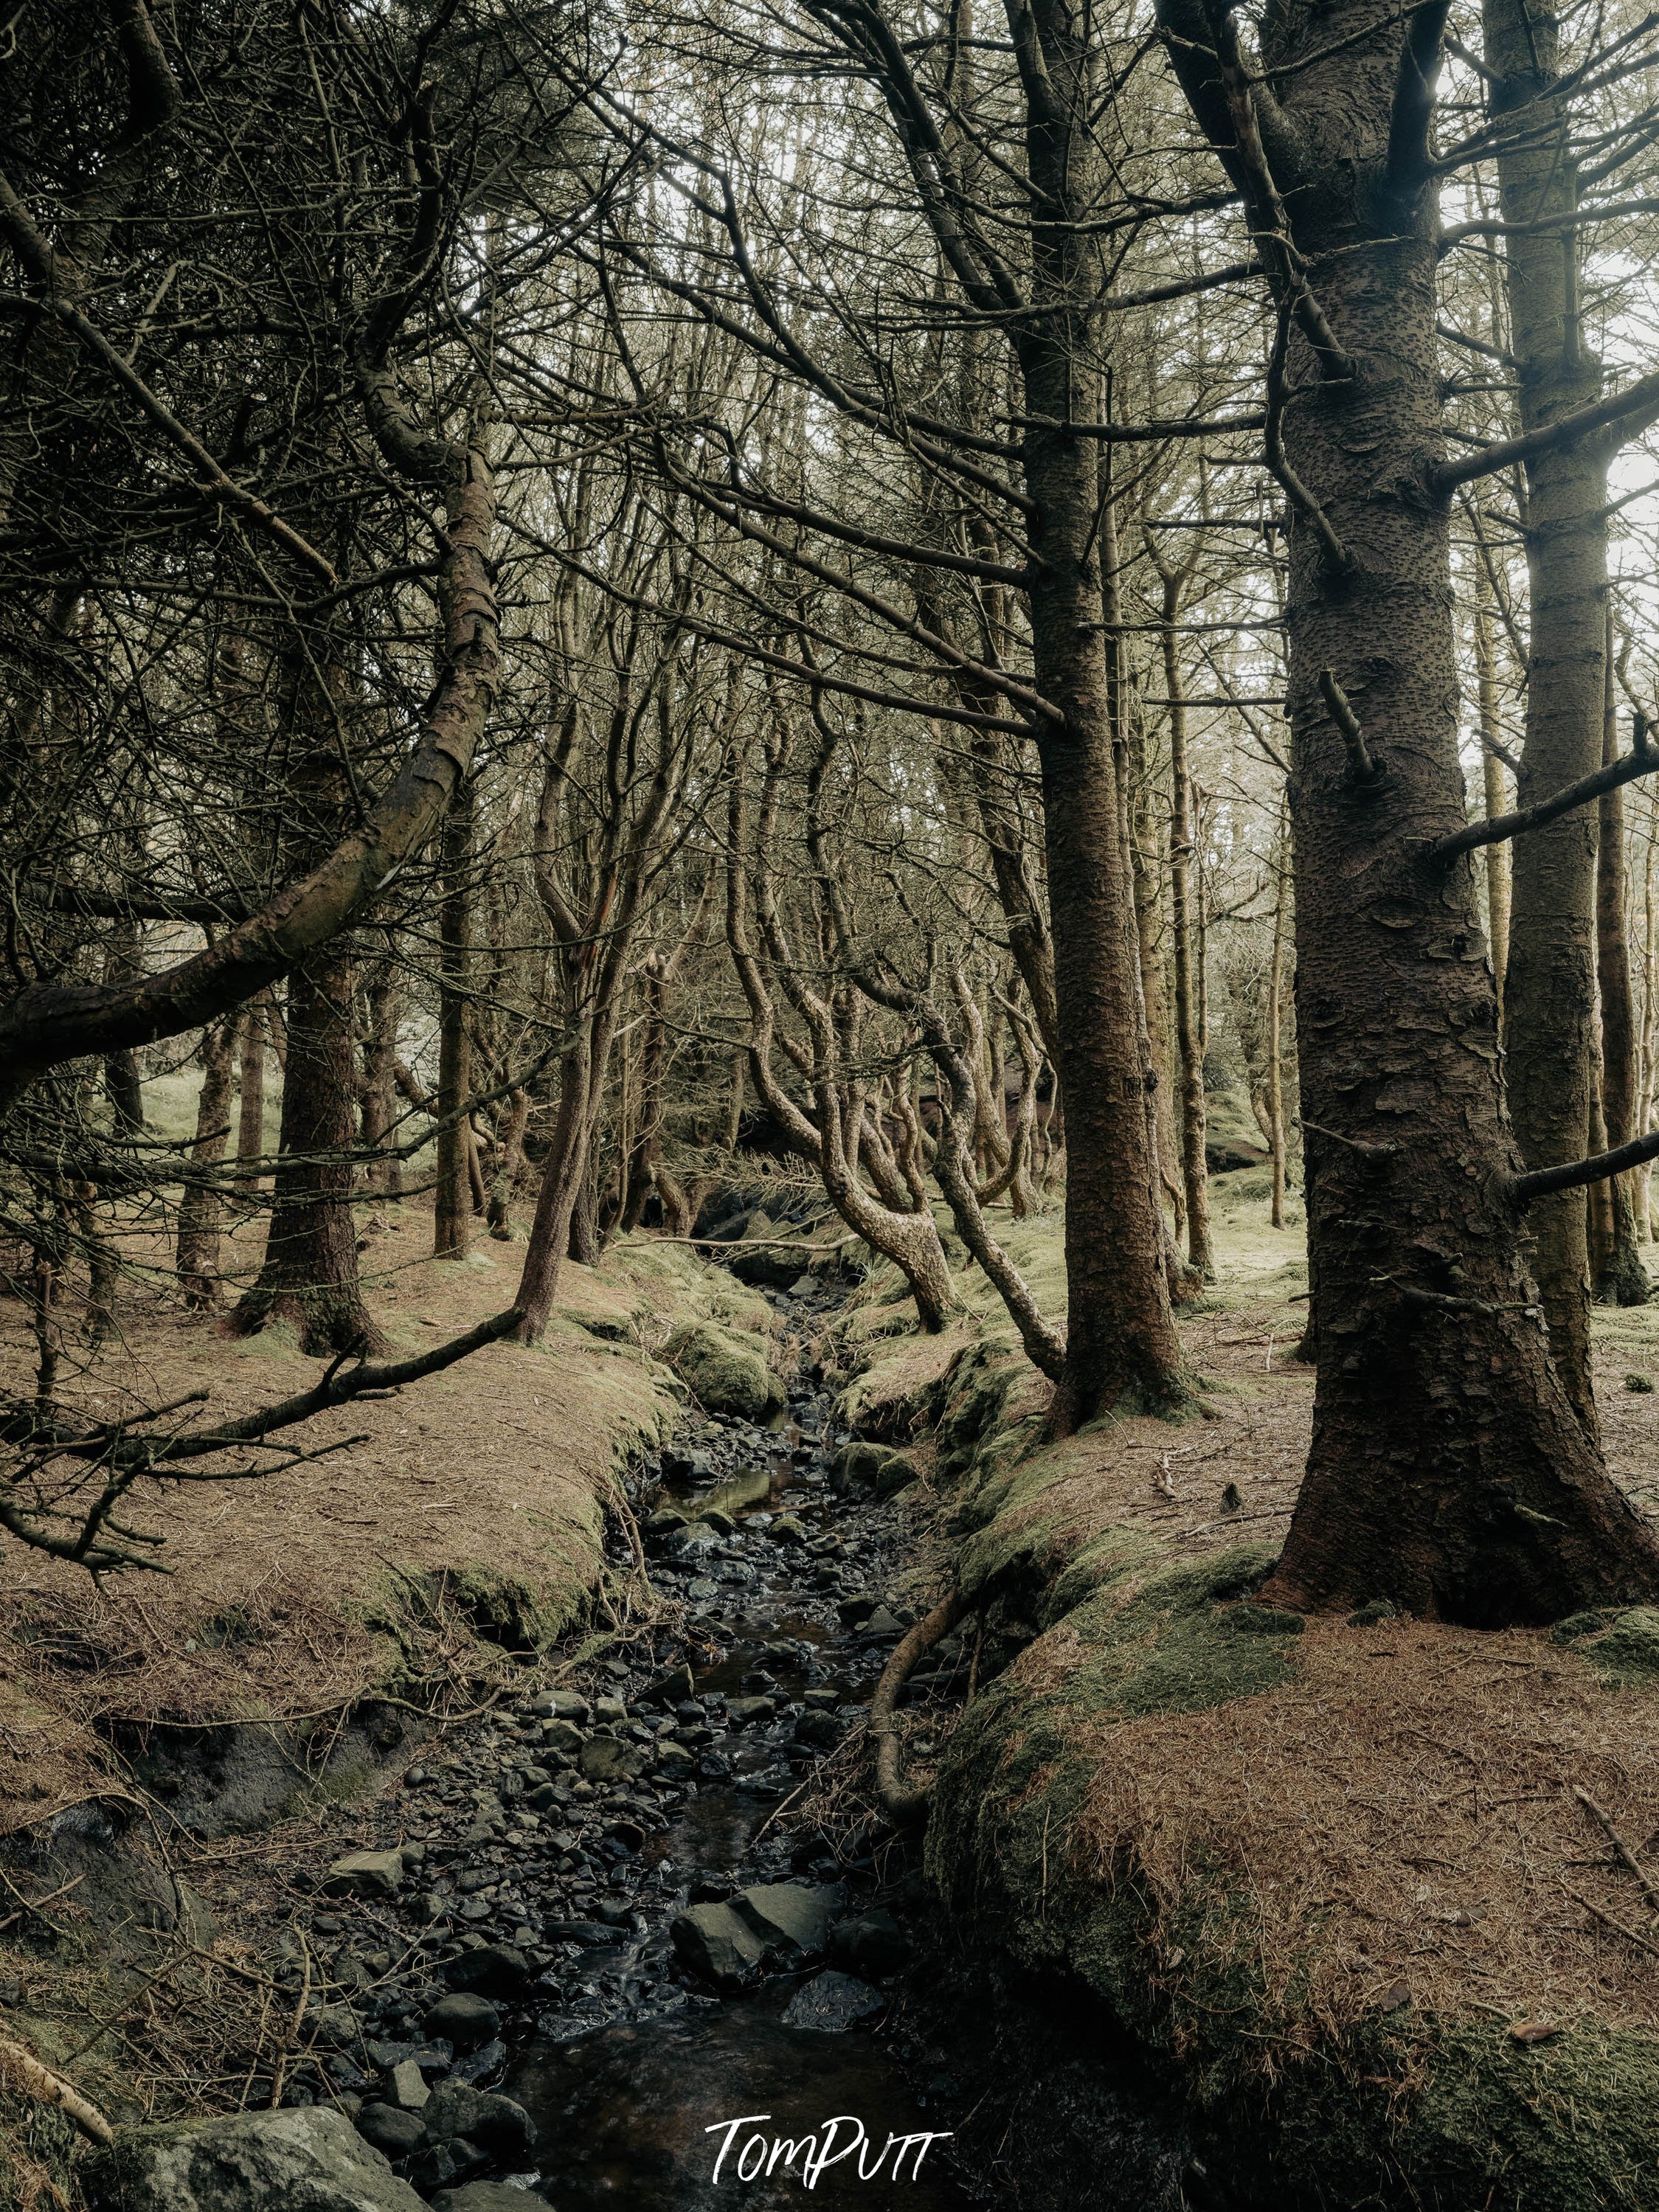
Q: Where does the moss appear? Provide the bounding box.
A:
[1576,1606,1659,1687]
[662,1320,785,1420]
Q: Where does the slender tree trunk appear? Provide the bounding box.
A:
[1593,618,1649,1303]
[237,991,268,1190]
[176,1014,237,1306]
[1475,600,1511,1026]
[1483,0,1607,1431]
[488,1088,530,1240]
[1160,0,1659,1621]
[359,971,401,1201]
[1267,828,1289,1230]
[1013,0,1185,1429]
[434,788,474,1258]
[1163,585,1214,1278]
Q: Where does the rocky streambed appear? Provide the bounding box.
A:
[90,1272,981,2211]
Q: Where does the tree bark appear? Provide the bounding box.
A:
[1474,599,1511,1024]
[1593,620,1649,1303]
[1163,579,1215,1279]
[176,1014,237,1307]
[1160,0,1659,1622]
[236,992,269,1190]
[359,971,401,1201]
[1483,0,1607,1430]
[434,787,475,1258]
[1012,0,1185,1427]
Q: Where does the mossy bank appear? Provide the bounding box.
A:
[836,1197,1659,2212]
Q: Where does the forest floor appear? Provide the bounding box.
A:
[0,1208,780,1834]
[8,1170,1659,2208]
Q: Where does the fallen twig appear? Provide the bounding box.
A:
[1572,1785,1659,1918]
[0,2032,114,2144]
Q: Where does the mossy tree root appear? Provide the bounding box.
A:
[870,1586,974,1825]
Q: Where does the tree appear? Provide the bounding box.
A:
[1158,0,1659,1621]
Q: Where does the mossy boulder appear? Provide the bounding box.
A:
[1576,1606,1659,1686]
[663,1322,784,1420]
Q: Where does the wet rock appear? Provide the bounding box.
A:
[831,1440,898,1493]
[421,2081,536,2158]
[859,1606,906,1640]
[772,1515,811,1544]
[781,1971,887,2033]
[423,1993,502,2050]
[356,2102,426,2158]
[645,1661,696,1705]
[831,1908,912,1976]
[731,1882,843,1959]
[449,2038,508,2085]
[581,1736,643,1783]
[836,1595,879,1627]
[387,2059,430,2111]
[442,1944,531,2000]
[792,1710,842,1750]
[670,1901,767,1986]
[83,2107,426,2212]
[536,1720,584,1758]
[409,2138,489,2194]
[325,1848,406,1899]
[532,1690,589,1722]
[725,1695,776,1725]
[544,1917,618,1946]
[431,2188,555,2212]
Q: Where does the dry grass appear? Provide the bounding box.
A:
[1063,1613,1659,2044]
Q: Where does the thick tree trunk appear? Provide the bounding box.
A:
[1593,626,1649,1303]
[176,1015,237,1307]
[1161,0,1659,1622]
[232,950,385,1353]
[1483,0,1607,1429]
[1014,0,1185,1429]
[434,789,474,1259]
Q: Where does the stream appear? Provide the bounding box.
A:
[297,1269,982,2208]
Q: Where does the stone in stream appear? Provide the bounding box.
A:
[771,1514,811,1544]
[531,1689,589,1722]
[387,2058,431,2110]
[324,1848,406,1899]
[420,2081,536,2157]
[645,1660,696,1705]
[859,1606,907,1640]
[724,1695,776,1725]
[781,1970,887,2033]
[831,1907,912,1976]
[423,1992,502,2049]
[432,2188,555,2212]
[580,1735,643,1783]
[442,1943,531,1999]
[730,1882,845,1959]
[536,1719,584,1758]
[82,2107,426,2212]
[670,1899,768,1986]
[356,2102,427,2158]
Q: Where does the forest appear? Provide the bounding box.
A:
[6,0,1659,2204]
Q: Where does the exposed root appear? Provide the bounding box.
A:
[870,1586,974,1826]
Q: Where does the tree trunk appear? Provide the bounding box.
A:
[1475,600,1511,1025]
[1163,584,1214,1278]
[434,788,474,1258]
[236,992,268,1190]
[176,1015,237,1307]
[231,950,386,1354]
[359,971,401,1201]
[1483,0,1607,1430]
[1160,0,1659,1622]
[1593,620,1649,1303]
[1013,0,1185,1429]
[1266,829,1289,1231]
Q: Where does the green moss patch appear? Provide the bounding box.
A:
[662,1320,785,1420]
